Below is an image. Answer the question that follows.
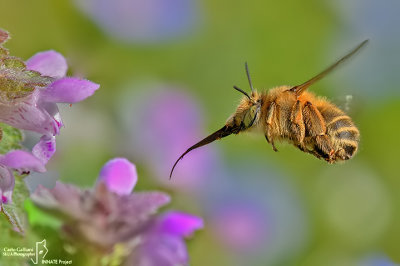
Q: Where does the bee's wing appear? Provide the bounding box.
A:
[291,39,369,96]
[169,125,235,179]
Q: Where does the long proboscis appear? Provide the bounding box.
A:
[169,125,233,179]
[291,39,369,95]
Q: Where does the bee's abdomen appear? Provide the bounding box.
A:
[320,108,360,160]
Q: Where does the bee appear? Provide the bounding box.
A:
[170,40,368,178]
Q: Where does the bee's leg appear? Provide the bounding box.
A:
[296,143,323,159]
[265,102,278,152]
[265,135,278,152]
[290,100,306,150]
[303,102,335,162]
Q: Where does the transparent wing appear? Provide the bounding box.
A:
[291,39,369,95]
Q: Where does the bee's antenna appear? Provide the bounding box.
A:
[233,85,251,100]
[245,62,254,93]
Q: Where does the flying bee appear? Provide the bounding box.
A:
[170,40,368,178]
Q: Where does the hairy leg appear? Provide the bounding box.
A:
[303,101,335,162]
[290,100,306,150]
[265,102,278,151]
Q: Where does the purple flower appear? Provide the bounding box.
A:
[25,50,67,79]
[74,0,200,43]
[361,253,397,266]
[0,150,45,210]
[211,204,268,252]
[98,157,137,195]
[127,211,203,266]
[31,158,203,264]
[0,30,99,207]
[0,38,99,151]
[120,87,220,191]
[15,50,99,137]
[202,163,308,264]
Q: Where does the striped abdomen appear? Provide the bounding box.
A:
[319,106,360,160]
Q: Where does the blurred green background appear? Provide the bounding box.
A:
[1,0,399,265]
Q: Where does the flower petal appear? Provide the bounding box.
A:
[38,102,63,134]
[128,234,188,266]
[32,181,172,248]
[0,94,59,136]
[26,50,68,79]
[121,192,171,221]
[127,211,202,266]
[32,135,56,165]
[41,77,99,103]
[31,182,86,219]
[0,150,46,173]
[0,165,15,206]
[98,158,137,195]
[159,211,204,237]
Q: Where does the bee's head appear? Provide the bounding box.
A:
[226,87,262,131]
[225,62,261,132]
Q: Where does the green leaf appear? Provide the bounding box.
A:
[24,70,41,78]
[0,177,42,265]
[24,199,62,229]
[1,57,26,70]
[0,47,9,57]
[101,244,130,266]
[0,51,53,102]
[1,174,30,232]
[0,123,23,154]
[0,176,30,264]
